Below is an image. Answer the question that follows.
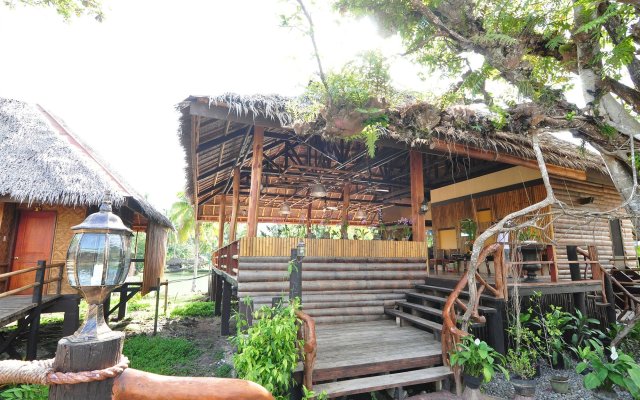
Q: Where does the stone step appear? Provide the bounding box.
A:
[313,366,453,398]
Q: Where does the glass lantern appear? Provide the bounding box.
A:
[66,196,133,341]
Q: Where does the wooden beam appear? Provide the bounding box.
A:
[229,168,240,242]
[189,102,282,129]
[191,116,200,207]
[410,150,426,242]
[306,203,312,238]
[247,126,265,237]
[429,140,587,181]
[218,195,226,248]
[341,184,350,239]
[197,126,246,153]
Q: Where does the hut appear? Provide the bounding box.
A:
[0,97,172,348]
[178,93,637,397]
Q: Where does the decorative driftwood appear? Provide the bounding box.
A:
[296,310,317,391]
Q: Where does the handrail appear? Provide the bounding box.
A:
[213,240,240,277]
[296,310,317,391]
[0,262,65,300]
[441,243,504,396]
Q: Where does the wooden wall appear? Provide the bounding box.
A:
[0,203,16,292]
[430,184,552,253]
[239,237,428,258]
[550,177,636,270]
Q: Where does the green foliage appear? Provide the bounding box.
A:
[170,301,214,318]
[232,300,302,400]
[506,308,540,378]
[302,387,328,400]
[123,335,201,376]
[127,293,150,312]
[517,226,542,242]
[214,363,233,378]
[566,309,605,352]
[506,348,537,379]
[450,335,509,383]
[529,297,572,367]
[0,385,47,400]
[260,224,306,239]
[576,342,640,397]
[460,218,478,244]
[3,0,104,21]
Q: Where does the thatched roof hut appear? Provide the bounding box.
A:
[0,97,171,229]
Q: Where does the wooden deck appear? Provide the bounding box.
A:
[0,294,60,327]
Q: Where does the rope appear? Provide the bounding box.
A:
[0,356,129,386]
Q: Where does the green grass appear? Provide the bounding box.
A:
[127,293,150,312]
[170,301,214,318]
[214,363,233,378]
[123,335,201,375]
[0,384,48,400]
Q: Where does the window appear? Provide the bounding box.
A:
[439,228,458,250]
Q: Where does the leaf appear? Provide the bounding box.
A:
[584,372,603,389]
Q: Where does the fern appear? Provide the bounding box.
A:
[576,4,617,34]
[545,34,566,50]
[609,37,635,68]
[360,124,379,157]
[473,33,519,47]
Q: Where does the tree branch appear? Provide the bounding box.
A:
[604,77,640,114]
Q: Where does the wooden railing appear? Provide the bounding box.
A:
[0,261,65,301]
[296,310,317,391]
[213,241,240,277]
[441,244,505,394]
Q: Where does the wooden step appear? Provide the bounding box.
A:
[395,302,485,328]
[313,366,452,398]
[385,309,443,334]
[415,284,493,300]
[406,292,496,314]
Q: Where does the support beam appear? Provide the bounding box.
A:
[229,168,240,242]
[247,126,265,237]
[429,140,587,181]
[410,151,426,242]
[341,184,350,239]
[306,203,312,238]
[217,195,226,248]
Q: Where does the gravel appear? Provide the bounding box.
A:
[482,363,634,399]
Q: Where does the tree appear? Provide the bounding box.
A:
[3,0,104,21]
[168,192,200,292]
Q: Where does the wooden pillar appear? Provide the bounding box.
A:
[341,184,350,239]
[229,167,240,242]
[217,195,226,248]
[567,245,587,315]
[213,273,222,316]
[546,245,558,282]
[410,150,426,242]
[220,280,232,336]
[247,126,264,237]
[306,203,312,238]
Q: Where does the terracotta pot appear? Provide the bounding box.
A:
[549,375,569,394]
[463,373,482,390]
[512,378,536,398]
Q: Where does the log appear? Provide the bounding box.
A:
[239,280,423,292]
[238,270,429,283]
[48,333,124,400]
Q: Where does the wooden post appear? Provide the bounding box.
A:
[213,273,223,317]
[49,333,124,400]
[116,284,127,321]
[567,245,587,315]
[546,245,558,282]
[341,184,350,239]
[163,280,169,315]
[221,280,232,336]
[218,195,226,249]
[409,151,426,242]
[306,203,312,238]
[289,249,302,302]
[26,260,45,360]
[153,277,160,335]
[229,167,241,242]
[247,126,264,237]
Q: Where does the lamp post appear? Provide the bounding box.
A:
[65,195,133,341]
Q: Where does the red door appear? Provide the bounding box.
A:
[9,211,56,293]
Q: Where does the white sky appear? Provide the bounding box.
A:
[0,0,439,212]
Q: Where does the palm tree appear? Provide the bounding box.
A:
[169,192,199,291]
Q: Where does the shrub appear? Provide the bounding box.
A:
[123,335,201,375]
[450,335,508,383]
[170,301,214,318]
[0,385,48,400]
[231,300,302,400]
[576,342,640,397]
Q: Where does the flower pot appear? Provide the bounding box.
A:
[594,389,618,400]
[517,243,545,282]
[463,373,482,390]
[549,375,569,394]
[512,378,536,398]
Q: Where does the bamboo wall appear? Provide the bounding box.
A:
[430,184,553,253]
[550,177,636,271]
[0,203,16,292]
[238,237,428,258]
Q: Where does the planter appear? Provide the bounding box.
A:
[512,378,536,398]
[549,375,569,394]
[518,243,545,282]
[463,373,482,390]
[594,389,618,400]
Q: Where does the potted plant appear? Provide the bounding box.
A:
[576,343,640,399]
[450,335,509,390]
[396,217,412,240]
[460,218,477,252]
[507,348,538,397]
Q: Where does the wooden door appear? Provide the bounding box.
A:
[9,211,56,293]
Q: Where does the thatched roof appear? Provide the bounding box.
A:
[0,98,172,228]
[180,92,604,173]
